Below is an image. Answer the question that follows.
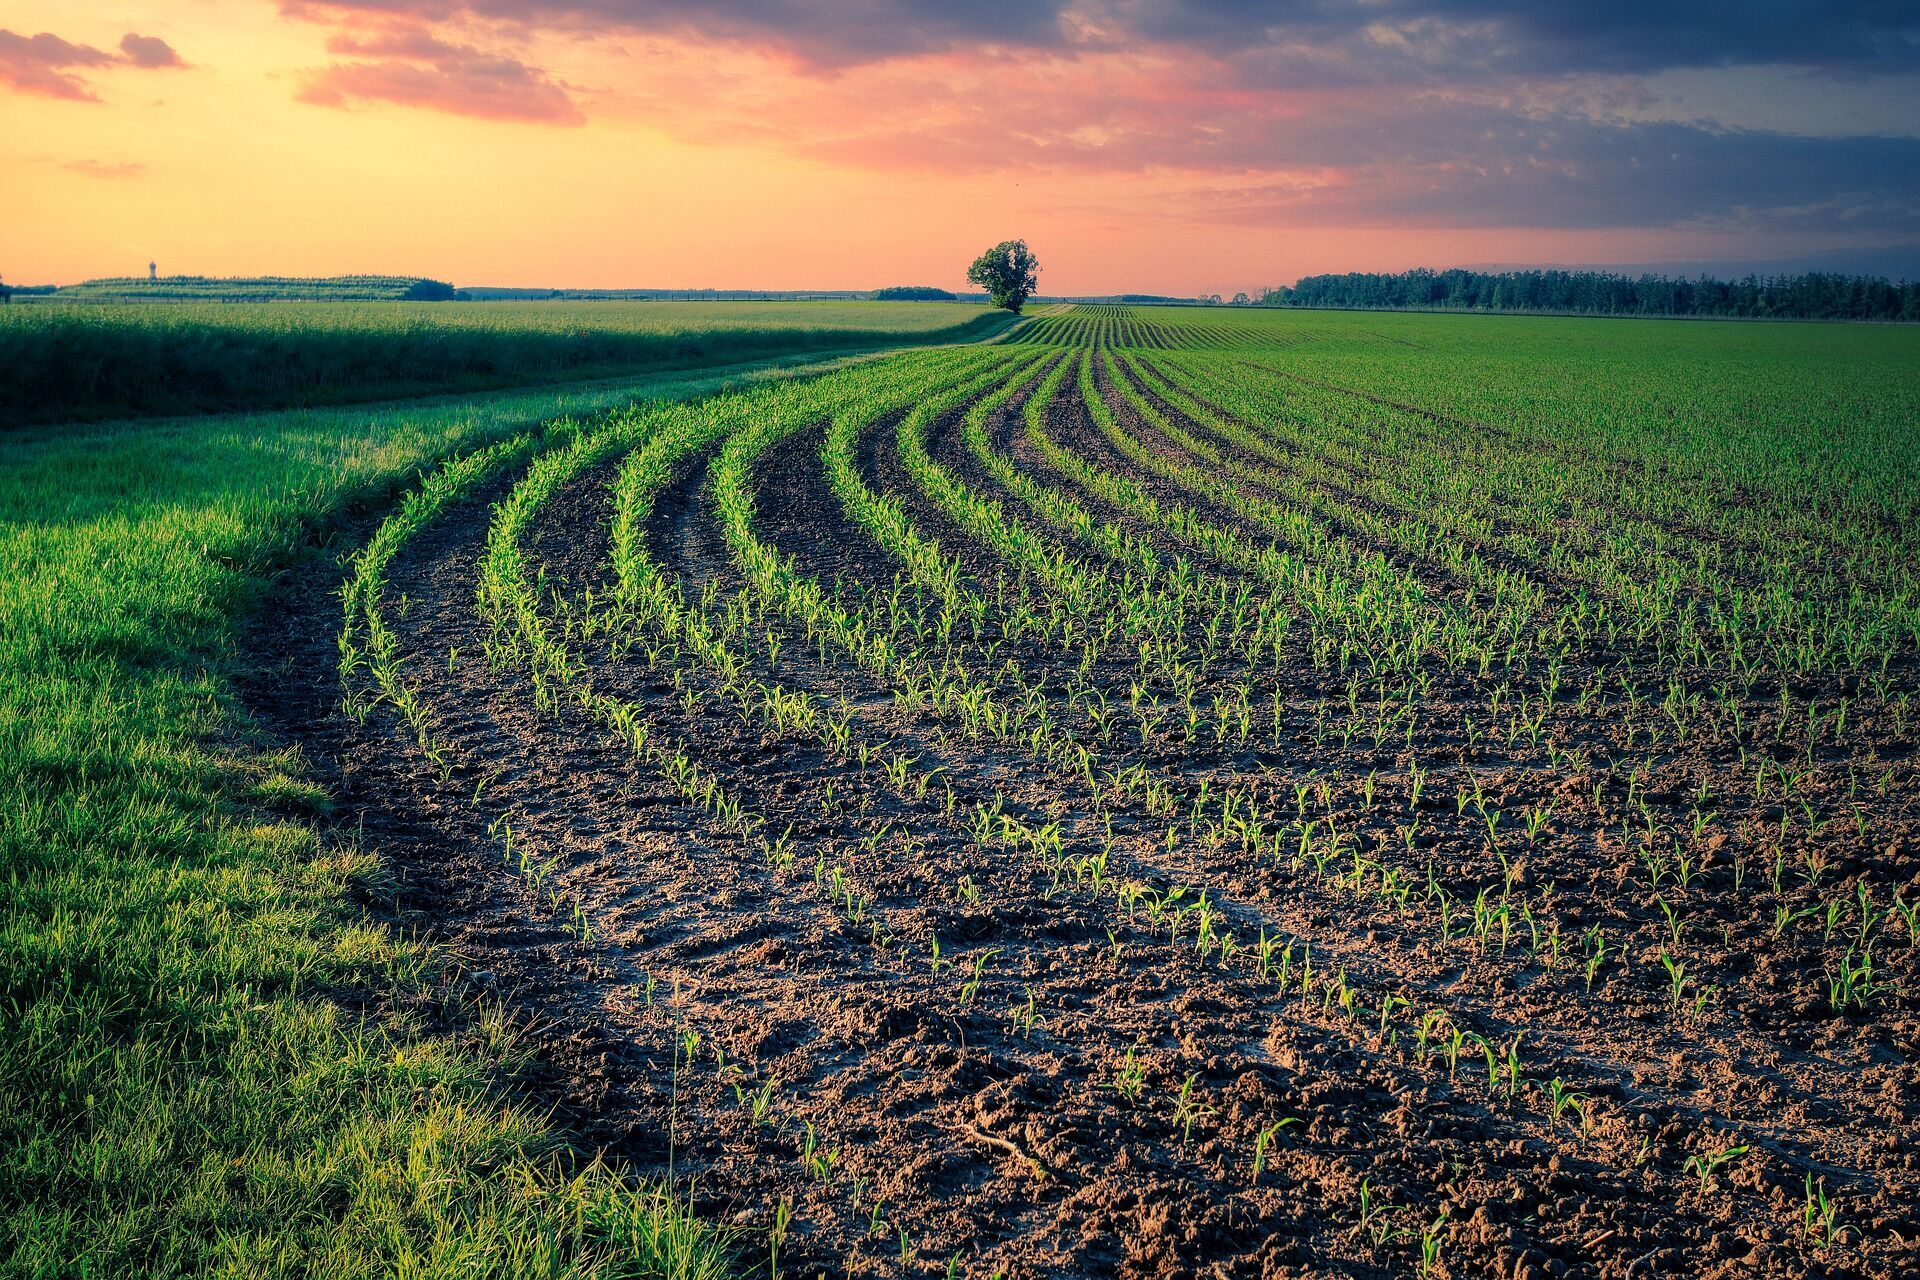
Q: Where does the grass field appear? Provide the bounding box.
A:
[5,305,1918,1279]
[0,300,1006,427]
[36,274,452,302]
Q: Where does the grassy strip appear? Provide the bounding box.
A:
[0,350,943,1277]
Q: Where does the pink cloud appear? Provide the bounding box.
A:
[0,30,116,100]
[573,35,1920,236]
[298,26,584,124]
[594,40,1313,174]
[0,28,186,99]
[119,34,185,69]
[63,158,148,178]
[249,3,1920,240]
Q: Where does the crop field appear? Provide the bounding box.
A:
[0,299,1005,426]
[7,303,1919,1279]
[269,303,1918,1278]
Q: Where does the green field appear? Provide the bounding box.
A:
[0,300,1007,426]
[5,306,1918,1278]
[32,274,454,303]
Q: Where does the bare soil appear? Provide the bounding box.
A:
[246,366,1918,1279]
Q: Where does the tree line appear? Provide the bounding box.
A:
[1262,268,1920,321]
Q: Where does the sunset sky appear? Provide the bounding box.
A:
[6,1,1918,294]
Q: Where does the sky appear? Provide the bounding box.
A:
[4,1,1918,295]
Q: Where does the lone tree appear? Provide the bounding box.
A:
[967,240,1040,313]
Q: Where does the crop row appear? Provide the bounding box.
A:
[329,312,1914,1275]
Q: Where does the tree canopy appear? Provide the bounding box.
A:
[872,286,956,301]
[966,240,1041,313]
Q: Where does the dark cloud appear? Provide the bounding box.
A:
[118,34,185,69]
[299,30,585,123]
[1465,1,1920,73]
[762,73,1920,234]
[1112,1,1920,76]
[266,0,1918,240]
[285,0,1074,64]
[1198,106,1920,232]
[285,0,1918,73]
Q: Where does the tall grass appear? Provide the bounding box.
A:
[0,300,1008,426]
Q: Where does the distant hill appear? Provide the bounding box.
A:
[48,275,457,302]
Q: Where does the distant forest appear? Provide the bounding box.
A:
[1265,269,1920,321]
[871,286,957,301]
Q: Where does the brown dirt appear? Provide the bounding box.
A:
[245,356,1918,1280]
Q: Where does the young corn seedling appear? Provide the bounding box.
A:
[744,1079,776,1128]
[1826,947,1879,1013]
[1442,1025,1468,1083]
[1682,1142,1748,1193]
[1802,1174,1851,1249]
[1170,1074,1216,1153]
[1659,950,1689,1013]
[1249,1117,1301,1186]
[800,1121,839,1183]
[1350,1176,1400,1245]
[1545,1077,1586,1135]
[1007,989,1041,1039]
[768,1198,792,1280]
[1377,994,1410,1043]
[1110,1049,1148,1104]
[1656,896,1685,947]
[957,948,999,1006]
[1890,890,1920,944]
[1498,1034,1525,1102]
[1417,1208,1450,1278]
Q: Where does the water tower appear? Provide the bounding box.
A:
[149,261,157,281]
